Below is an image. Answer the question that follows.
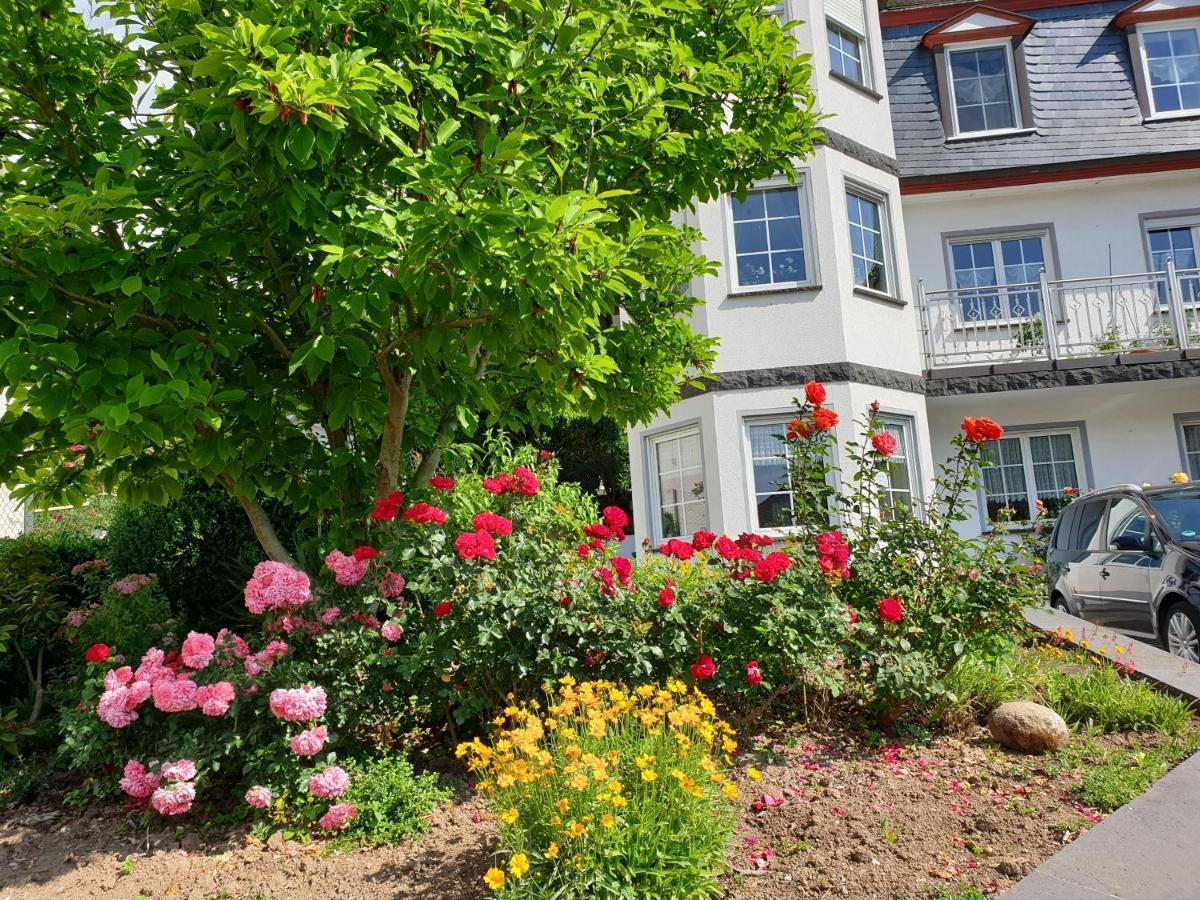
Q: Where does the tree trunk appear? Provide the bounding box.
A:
[218,473,297,566]
[413,414,458,487]
[374,364,412,499]
[28,648,43,725]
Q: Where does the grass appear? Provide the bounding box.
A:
[927,885,987,900]
[942,639,1194,736]
[1051,729,1200,812]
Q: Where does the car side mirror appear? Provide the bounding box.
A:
[1112,534,1147,552]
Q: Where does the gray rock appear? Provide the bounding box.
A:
[988,701,1069,754]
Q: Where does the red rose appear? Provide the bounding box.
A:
[370,491,404,522]
[753,551,791,583]
[352,545,378,561]
[691,530,716,550]
[658,587,675,608]
[472,512,513,536]
[689,655,716,681]
[429,475,455,491]
[960,416,1003,444]
[561,596,572,609]
[1062,486,1079,498]
[877,596,904,623]
[787,417,813,441]
[583,523,615,541]
[434,602,452,619]
[714,535,739,560]
[812,407,839,432]
[601,506,630,530]
[871,431,898,457]
[659,538,695,560]
[403,502,447,526]
[611,556,633,586]
[846,606,858,625]
[455,529,496,561]
[745,661,763,687]
[84,643,110,663]
[576,543,590,559]
[804,380,827,407]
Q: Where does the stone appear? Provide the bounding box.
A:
[987,702,1069,754]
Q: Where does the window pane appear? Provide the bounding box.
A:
[949,46,1016,133]
[846,191,888,292]
[732,187,808,287]
[737,254,771,286]
[1144,27,1200,113]
[1073,499,1107,550]
[757,493,793,529]
[731,192,764,221]
[1105,498,1146,548]
[764,187,800,218]
[1184,423,1200,479]
[828,22,865,84]
[769,216,803,250]
[654,432,707,539]
[734,221,768,254]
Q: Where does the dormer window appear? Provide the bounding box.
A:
[1115,1,1200,118]
[920,6,1035,138]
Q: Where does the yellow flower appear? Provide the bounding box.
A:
[555,798,570,814]
[567,821,586,838]
[1171,472,1189,484]
[545,842,560,860]
[641,769,658,782]
[499,807,519,825]
[484,868,506,890]
[747,767,762,782]
[509,853,530,878]
[611,795,628,808]
[550,815,562,826]
[601,814,615,828]
[635,754,655,768]
[723,783,739,800]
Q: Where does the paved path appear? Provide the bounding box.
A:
[1004,606,1200,897]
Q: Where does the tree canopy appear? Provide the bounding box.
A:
[0,0,818,559]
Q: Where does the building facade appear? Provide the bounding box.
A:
[627,0,1200,545]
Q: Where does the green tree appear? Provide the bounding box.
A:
[0,0,818,561]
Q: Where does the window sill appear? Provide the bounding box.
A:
[1142,110,1200,123]
[728,283,823,299]
[854,285,906,307]
[945,127,1037,143]
[828,70,883,101]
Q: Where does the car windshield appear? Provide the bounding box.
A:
[1149,489,1200,543]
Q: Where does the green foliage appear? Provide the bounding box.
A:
[0,0,819,542]
[944,640,1194,735]
[0,539,66,725]
[338,754,451,845]
[68,576,176,668]
[0,753,48,807]
[1060,731,1200,812]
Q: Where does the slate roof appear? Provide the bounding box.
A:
[881,1,1200,180]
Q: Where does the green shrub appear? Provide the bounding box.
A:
[339,755,451,844]
[68,574,176,667]
[458,678,737,897]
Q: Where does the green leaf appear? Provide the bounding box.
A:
[120,276,142,296]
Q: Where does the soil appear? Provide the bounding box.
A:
[0,721,1182,900]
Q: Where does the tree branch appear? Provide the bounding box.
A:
[217,472,297,566]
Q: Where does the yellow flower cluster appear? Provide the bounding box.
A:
[457,677,738,892]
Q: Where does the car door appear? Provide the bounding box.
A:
[1062,498,1108,620]
[1093,496,1157,636]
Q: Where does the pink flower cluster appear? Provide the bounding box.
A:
[380,622,403,642]
[196,681,236,716]
[70,559,107,577]
[482,466,539,496]
[244,561,312,614]
[318,802,358,831]
[308,765,350,799]
[121,758,198,816]
[214,629,250,666]
[245,785,272,809]
[290,725,328,757]
[181,631,215,669]
[379,570,405,599]
[269,685,327,722]
[324,549,368,586]
[152,675,198,713]
[243,639,289,676]
[110,573,156,595]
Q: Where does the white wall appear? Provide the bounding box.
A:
[904,170,1200,290]
[927,378,1200,535]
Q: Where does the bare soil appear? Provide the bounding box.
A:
[0,721,1180,900]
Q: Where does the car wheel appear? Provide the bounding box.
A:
[1163,603,1200,663]
[1051,595,1070,614]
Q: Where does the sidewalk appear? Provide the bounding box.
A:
[1005,606,1200,897]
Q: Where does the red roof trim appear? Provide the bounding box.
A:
[882,0,1113,29]
[900,155,1200,194]
[1113,1,1200,27]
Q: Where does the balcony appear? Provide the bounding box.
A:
[919,262,1200,374]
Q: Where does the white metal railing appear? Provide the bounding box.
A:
[919,259,1200,371]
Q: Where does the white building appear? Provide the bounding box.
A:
[627,0,1200,544]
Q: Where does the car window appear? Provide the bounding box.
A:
[1051,503,1080,551]
[1072,499,1107,551]
[1149,489,1200,542]
[1105,497,1146,549]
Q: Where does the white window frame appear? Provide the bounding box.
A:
[1143,213,1200,308]
[645,425,709,543]
[1136,19,1200,120]
[725,174,818,295]
[978,426,1086,526]
[1178,414,1200,480]
[875,413,921,519]
[741,416,798,532]
[944,39,1024,138]
[827,17,872,89]
[946,229,1051,326]
[844,179,897,298]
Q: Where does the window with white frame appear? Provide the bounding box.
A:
[1180,417,1200,480]
[946,44,1020,135]
[979,428,1083,522]
[1145,217,1200,305]
[648,427,708,540]
[876,415,920,518]
[729,184,811,289]
[745,419,796,529]
[845,186,892,294]
[949,232,1048,321]
[1138,24,1200,116]
[826,0,871,87]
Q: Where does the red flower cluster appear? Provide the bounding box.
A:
[454,530,496,561]
[786,418,812,441]
[351,545,378,561]
[403,502,447,526]
[804,380,827,406]
[815,530,851,579]
[870,431,898,457]
[482,466,539,497]
[85,643,110,663]
[813,407,839,432]
[690,655,716,681]
[434,602,452,619]
[658,538,695,560]
[752,551,791,583]
[472,512,513,536]
[745,660,763,687]
[877,595,904,623]
[428,476,455,491]
[370,491,404,522]
[961,416,1003,444]
[1062,486,1079,498]
[692,530,716,550]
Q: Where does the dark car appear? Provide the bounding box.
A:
[1046,484,1200,661]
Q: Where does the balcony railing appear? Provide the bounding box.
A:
[919,260,1200,372]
